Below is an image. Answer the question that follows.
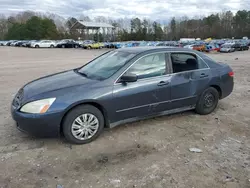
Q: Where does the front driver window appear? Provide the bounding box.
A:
[126,53,166,79]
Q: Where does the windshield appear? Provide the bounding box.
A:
[77,51,135,80]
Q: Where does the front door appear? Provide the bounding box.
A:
[112,52,171,122]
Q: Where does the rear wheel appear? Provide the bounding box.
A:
[63,105,104,144]
[50,45,54,48]
[35,45,39,48]
[195,87,219,115]
[62,45,65,48]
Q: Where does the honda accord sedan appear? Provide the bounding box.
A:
[11,47,234,144]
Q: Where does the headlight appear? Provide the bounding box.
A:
[20,98,56,114]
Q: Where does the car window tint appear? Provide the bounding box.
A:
[197,56,208,69]
[126,53,166,79]
[171,53,199,73]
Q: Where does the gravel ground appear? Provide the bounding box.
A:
[0,47,250,188]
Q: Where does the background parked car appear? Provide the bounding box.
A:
[56,39,80,48]
[83,42,104,49]
[104,42,115,48]
[21,41,30,47]
[220,44,235,53]
[192,44,206,51]
[25,40,37,47]
[10,41,19,46]
[31,40,56,48]
[15,41,28,47]
[183,44,194,49]
[0,41,6,46]
[232,43,244,51]
[241,43,249,50]
[6,41,12,46]
[235,43,249,50]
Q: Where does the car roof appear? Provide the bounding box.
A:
[116,46,195,54]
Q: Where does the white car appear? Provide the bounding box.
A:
[183,44,194,49]
[31,40,56,48]
[0,41,6,46]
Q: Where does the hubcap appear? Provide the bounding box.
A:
[71,113,99,140]
[204,93,215,108]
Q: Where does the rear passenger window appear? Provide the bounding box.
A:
[170,53,208,73]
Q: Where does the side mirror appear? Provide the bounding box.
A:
[120,73,138,83]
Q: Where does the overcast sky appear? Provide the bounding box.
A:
[0,0,249,20]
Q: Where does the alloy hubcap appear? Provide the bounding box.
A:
[71,113,99,140]
[204,93,215,108]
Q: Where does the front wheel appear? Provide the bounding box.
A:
[195,87,219,115]
[63,105,104,144]
[50,45,54,48]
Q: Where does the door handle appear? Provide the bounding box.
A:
[157,81,170,86]
[200,73,209,78]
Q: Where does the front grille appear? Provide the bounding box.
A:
[13,89,24,108]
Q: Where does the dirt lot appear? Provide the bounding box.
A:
[0,47,249,188]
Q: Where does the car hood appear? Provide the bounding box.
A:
[23,70,97,100]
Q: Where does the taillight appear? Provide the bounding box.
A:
[228,71,234,77]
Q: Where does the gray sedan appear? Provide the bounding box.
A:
[11,47,234,144]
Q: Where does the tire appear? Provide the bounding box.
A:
[62,105,104,144]
[35,45,39,48]
[87,46,91,49]
[195,87,219,115]
[62,45,65,48]
[74,45,78,48]
[50,45,54,48]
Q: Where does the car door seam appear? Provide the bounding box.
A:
[116,95,195,113]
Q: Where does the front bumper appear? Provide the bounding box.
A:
[11,106,62,137]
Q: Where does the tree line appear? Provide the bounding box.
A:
[0,10,250,41]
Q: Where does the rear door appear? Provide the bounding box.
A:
[112,52,171,122]
[189,54,212,97]
[169,52,210,109]
[40,41,46,47]
[44,41,50,47]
